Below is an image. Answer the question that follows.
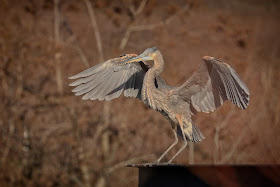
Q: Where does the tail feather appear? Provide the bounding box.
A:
[177,121,205,143]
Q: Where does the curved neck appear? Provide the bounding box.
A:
[151,51,164,77]
[142,51,165,109]
[146,51,164,88]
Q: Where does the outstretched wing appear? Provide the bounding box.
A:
[69,54,149,101]
[173,56,250,113]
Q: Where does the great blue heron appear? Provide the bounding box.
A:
[69,47,250,163]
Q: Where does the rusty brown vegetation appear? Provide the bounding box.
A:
[0,0,280,186]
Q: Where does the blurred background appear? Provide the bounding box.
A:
[0,0,279,186]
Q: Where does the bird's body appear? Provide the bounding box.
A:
[69,47,250,163]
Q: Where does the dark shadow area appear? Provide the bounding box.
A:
[127,164,280,187]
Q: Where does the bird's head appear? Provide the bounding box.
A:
[125,47,159,63]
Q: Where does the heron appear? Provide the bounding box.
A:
[69,47,250,163]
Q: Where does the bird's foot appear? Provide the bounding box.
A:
[160,162,172,165]
[152,160,174,166]
[140,162,157,167]
[167,158,175,164]
[153,160,160,164]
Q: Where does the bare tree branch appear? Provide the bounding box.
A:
[95,176,106,187]
[74,44,90,68]
[54,0,60,42]
[120,4,190,50]
[1,119,15,163]
[214,107,235,163]
[220,113,265,164]
[82,3,113,186]
[64,35,90,68]
[84,0,104,62]
[129,0,148,17]
[189,142,194,164]
[54,0,63,95]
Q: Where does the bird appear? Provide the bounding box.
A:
[69,47,250,163]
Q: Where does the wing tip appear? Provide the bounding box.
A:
[69,82,78,87]
[75,92,83,96]
[68,75,79,80]
[72,87,80,93]
[82,94,89,100]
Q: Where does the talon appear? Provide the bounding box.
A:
[162,162,170,165]
[167,158,174,164]
[154,160,160,164]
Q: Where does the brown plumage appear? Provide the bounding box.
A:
[69,47,250,163]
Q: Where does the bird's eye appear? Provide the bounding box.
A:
[118,54,126,57]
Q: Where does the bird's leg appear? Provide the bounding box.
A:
[168,115,188,163]
[168,142,187,163]
[155,129,178,163]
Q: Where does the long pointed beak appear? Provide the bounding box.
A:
[125,55,153,63]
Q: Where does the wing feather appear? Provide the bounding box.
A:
[69,63,104,79]
[173,57,250,113]
[72,70,111,93]
[124,73,136,97]
[107,71,128,100]
[69,54,148,101]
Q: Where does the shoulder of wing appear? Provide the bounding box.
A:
[107,54,148,73]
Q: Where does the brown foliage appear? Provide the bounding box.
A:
[0,0,280,186]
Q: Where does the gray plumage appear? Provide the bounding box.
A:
[70,54,149,100]
[69,47,250,163]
